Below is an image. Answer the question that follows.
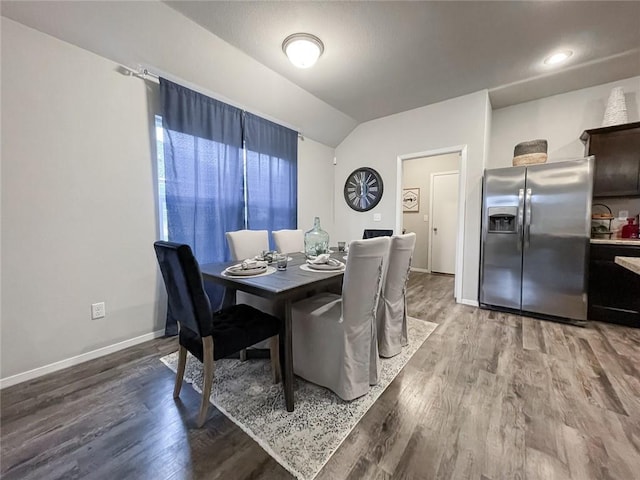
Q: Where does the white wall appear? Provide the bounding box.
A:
[402,154,459,270]
[1,1,356,148]
[297,138,335,240]
[490,76,640,168]
[0,19,336,382]
[1,18,162,379]
[334,91,491,304]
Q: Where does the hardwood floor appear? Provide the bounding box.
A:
[2,272,640,479]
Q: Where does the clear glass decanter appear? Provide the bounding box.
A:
[304,217,330,257]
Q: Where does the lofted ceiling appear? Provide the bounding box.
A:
[2,1,639,146]
[166,1,640,122]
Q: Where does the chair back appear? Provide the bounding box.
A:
[154,241,212,338]
[383,233,416,303]
[362,229,393,239]
[375,233,416,357]
[272,229,304,254]
[225,229,269,261]
[342,237,390,327]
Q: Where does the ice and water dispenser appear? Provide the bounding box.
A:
[487,207,517,233]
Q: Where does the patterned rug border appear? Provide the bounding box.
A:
[160,316,437,480]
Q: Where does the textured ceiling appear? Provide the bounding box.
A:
[166,1,640,122]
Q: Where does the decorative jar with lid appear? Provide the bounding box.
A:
[304,217,330,257]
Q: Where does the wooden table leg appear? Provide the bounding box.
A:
[283,298,294,412]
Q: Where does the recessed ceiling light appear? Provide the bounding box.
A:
[282,33,324,69]
[544,50,573,65]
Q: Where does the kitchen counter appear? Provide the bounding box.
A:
[591,238,640,245]
[615,256,640,275]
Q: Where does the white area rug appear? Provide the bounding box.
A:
[160,317,437,480]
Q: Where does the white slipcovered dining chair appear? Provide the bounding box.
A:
[291,236,390,401]
[225,229,278,351]
[376,233,416,358]
[225,229,269,261]
[272,229,304,254]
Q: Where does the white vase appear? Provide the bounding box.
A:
[602,86,628,127]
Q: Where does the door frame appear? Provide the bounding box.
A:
[429,170,459,275]
[396,145,467,302]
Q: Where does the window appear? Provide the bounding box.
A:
[154,114,298,249]
[155,82,297,257]
[155,115,168,240]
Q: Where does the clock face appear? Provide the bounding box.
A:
[343,167,384,212]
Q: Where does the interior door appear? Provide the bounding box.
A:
[430,171,459,274]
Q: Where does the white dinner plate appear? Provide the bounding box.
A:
[224,265,268,276]
[306,261,345,271]
[302,249,336,257]
[299,264,345,273]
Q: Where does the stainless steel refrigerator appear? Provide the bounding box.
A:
[480,157,594,322]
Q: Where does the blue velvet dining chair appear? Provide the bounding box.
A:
[154,241,281,427]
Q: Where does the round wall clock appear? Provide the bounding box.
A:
[343,167,384,212]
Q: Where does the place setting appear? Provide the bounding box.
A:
[253,250,293,264]
[300,253,345,273]
[222,250,293,277]
[222,258,276,277]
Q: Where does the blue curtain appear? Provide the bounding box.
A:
[160,78,244,333]
[244,112,298,250]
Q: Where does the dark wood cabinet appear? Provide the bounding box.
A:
[581,122,640,197]
[588,243,640,327]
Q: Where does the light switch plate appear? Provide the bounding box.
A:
[373,213,381,222]
[423,214,429,222]
[619,210,629,219]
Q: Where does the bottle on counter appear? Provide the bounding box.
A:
[621,217,639,239]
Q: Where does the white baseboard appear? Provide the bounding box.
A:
[458,298,479,307]
[410,267,430,273]
[0,329,166,390]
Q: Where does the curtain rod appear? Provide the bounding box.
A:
[119,65,159,83]
[121,65,304,140]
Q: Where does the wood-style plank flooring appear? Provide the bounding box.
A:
[2,272,640,479]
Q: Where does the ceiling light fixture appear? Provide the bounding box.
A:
[282,33,324,69]
[544,50,573,66]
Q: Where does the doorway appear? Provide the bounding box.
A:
[396,146,467,301]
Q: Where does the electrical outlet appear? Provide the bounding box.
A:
[373,213,382,222]
[91,302,105,320]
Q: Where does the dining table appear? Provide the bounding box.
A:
[199,251,346,412]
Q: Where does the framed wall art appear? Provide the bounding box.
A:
[403,188,420,212]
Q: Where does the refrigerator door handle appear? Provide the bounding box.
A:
[524,188,532,248]
[517,188,525,251]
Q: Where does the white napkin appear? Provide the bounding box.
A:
[240,259,268,270]
[307,254,342,267]
[255,251,277,262]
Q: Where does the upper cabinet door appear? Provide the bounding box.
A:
[581,122,640,198]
